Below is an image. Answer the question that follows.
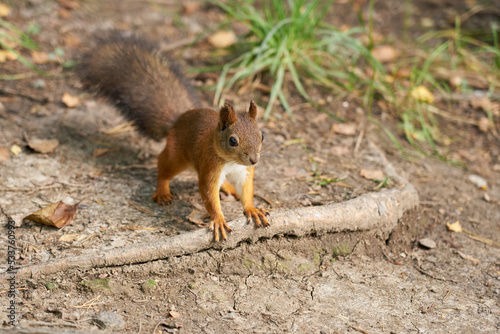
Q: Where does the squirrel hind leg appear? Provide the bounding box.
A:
[153,141,189,206]
[220,181,240,201]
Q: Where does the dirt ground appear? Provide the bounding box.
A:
[1,0,500,333]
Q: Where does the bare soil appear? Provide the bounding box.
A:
[1,0,500,333]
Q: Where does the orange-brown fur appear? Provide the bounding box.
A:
[79,32,268,241]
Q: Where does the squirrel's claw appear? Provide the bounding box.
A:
[244,207,270,228]
[209,217,231,241]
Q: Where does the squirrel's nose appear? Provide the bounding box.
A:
[249,157,259,165]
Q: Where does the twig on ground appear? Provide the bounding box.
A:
[353,128,365,156]
[254,193,274,206]
[0,88,49,103]
[413,265,453,282]
[351,326,369,334]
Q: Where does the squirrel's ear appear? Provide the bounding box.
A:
[248,100,257,119]
[219,103,237,129]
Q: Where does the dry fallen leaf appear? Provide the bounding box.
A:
[371,45,397,63]
[92,148,110,158]
[411,86,434,103]
[31,176,57,187]
[208,30,237,48]
[187,209,207,228]
[360,169,385,180]
[446,221,462,233]
[31,51,51,64]
[0,146,9,162]
[27,137,59,154]
[25,201,80,228]
[62,92,81,108]
[477,117,490,133]
[331,123,357,136]
[169,310,181,318]
[0,50,17,63]
[10,144,22,156]
[58,8,71,18]
[182,1,201,14]
[0,2,11,17]
[471,97,500,117]
[59,234,80,242]
[64,33,81,47]
[56,0,80,10]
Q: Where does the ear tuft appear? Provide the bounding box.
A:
[219,103,237,129]
[248,100,257,119]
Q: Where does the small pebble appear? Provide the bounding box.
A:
[419,238,437,249]
[33,79,46,89]
[93,311,126,330]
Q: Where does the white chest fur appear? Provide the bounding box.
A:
[218,163,248,197]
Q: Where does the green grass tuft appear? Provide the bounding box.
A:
[0,17,43,79]
[212,0,387,119]
[208,0,500,158]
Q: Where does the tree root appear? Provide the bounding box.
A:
[4,144,419,279]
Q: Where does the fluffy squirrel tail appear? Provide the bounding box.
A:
[78,31,199,141]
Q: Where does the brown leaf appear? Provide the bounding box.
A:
[331,123,356,136]
[0,2,11,17]
[27,137,59,153]
[477,117,490,133]
[169,310,181,318]
[61,93,81,108]
[64,33,81,47]
[25,201,80,228]
[182,1,201,15]
[58,8,71,18]
[31,51,54,64]
[471,97,500,117]
[31,176,57,187]
[0,50,17,63]
[56,0,80,10]
[360,169,384,180]
[371,45,397,63]
[0,146,9,162]
[446,221,462,233]
[59,234,80,242]
[187,209,207,228]
[208,31,237,48]
[92,148,110,158]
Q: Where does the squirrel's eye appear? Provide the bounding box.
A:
[261,133,264,142]
[229,137,238,147]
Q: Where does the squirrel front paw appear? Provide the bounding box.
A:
[209,216,232,241]
[244,207,270,228]
[152,191,173,206]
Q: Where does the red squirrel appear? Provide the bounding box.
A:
[78,32,269,241]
